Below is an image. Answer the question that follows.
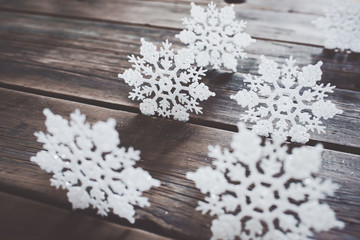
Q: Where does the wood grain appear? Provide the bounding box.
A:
[141,0,329,15]
[0,191,171,240]
[227,0,329,15]
[0,10,358,90]
[0,0,326,45]
[0,88,359,240]
[0,12,359,150]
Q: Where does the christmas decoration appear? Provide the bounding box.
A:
[187,123,344,240]
[31,109,160,223]
[119,38,215,121]
[176,2,255,71]
[231,56,342,143]
[313,0,360,52]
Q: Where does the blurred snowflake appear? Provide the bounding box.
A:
[31,109,160,223]
[176,2,255,71]
[231,56,342,143]
[119,38,215,122]
[312,0,360,52]
[187,123,344,240]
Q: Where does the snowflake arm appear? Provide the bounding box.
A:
[176,2,255,71]
[230,55,343,143]
[187,123,344,240]
[312,0,360,52]
[31,109,160,223]
[119,38,215,122]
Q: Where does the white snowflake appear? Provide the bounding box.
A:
[176,2,255,72]
[187,123,344,240]
[312,0,360,52]
[230,55,342,144]
[31,109,160,223]
[118,38,215,122]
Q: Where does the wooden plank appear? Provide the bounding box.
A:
[0,191,171,240]
[0,88,359,239]
[0,192,169,240]
[238,0,328,15]
[0,12,359,149]
[141,0,328,15]
[0,0,326,45]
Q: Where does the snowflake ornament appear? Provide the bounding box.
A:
[312,0,360,52]
[118,38,215,122]
[230,56,342,144]
[176,2,255,72]
[31,109,160,223]
[187,123,344,240]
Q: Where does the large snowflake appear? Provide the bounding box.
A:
[176,2,255,72]
[118,38,215,122]
[187,123,344,240]
[230,56,342,143]
[31,109,160,223]
[312,0,360,52]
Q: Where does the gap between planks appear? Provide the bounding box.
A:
[0,84,359,156]
[139,0,329,15]
[0,0,327,47]
[0,7,324,49]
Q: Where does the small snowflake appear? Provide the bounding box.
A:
[312,0,360,52]
[230,55,342,143]
[118,38,215,122]
[31,109,160,223]
[187,123,344,240]
[176,2,255,71]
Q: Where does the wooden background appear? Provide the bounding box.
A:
[0,0,359,239]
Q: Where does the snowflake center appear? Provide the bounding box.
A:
[249,184,274,209]
[207,31,222,46]
[158,77,175,92]
[276,95,294,113]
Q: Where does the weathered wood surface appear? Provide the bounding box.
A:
[0,0,326,45]
[228,0,328,15]
[0,88,359,240]
[0,11,359,150]
[0,0,359,239]
[0,191,171,240]
[141,0,329,15]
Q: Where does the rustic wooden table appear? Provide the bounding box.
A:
[0,0,359,239]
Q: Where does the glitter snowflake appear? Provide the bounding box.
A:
[118,38,215,122]
[312,0,360,52]
[31,109,160,223]
[230,56,342,144]
[176,2,255,72]
[187,123,344,240]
